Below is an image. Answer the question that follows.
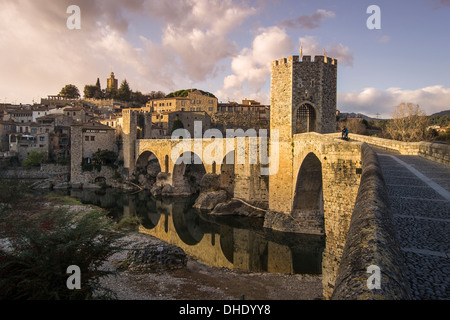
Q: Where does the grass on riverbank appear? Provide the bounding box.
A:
[44,192,82,206]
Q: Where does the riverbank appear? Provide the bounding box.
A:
[0,190,323,300]
[100,231,323,300]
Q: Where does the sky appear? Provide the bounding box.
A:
[0,0,449,118]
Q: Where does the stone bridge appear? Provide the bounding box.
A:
[123,107,364,298]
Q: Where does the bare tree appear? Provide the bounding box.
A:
[385,103,431,142]
[341,118,368,135]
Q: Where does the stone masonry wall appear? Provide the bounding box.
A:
[292,133,363,299]
[292,55,337,134]
[331,144,412,300]
[210,112,269,133]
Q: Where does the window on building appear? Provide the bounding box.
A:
[91,136,95,141]
[208,107,213,111]
[85,136,89,141]
[39,137,45,141]
[197,100,201,104]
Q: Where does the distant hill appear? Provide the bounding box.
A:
[432,110,450,116]
[338,112,379,120]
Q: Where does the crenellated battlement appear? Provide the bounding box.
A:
[272,55,337,68]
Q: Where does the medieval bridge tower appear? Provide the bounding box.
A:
[270,54,337,137]
[269,54,338,214]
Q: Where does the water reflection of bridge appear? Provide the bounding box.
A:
[139,196,324,274]
[69,189,324,274]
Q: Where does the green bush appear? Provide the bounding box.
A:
[22,151,46,167]
[0,209,124,300]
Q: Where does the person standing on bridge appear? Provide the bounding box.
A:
[341,126,349,140]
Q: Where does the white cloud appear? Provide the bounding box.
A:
[338,85,450,118]
[217,26,293,103]
[0,0,257,103]
[149,0,257,82]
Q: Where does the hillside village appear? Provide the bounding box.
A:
[1,71,448,185]
[0,72,270,174]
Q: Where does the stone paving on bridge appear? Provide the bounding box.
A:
[374,147,450,300]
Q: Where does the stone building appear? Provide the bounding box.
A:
[6,109,33,124]
[168,111,211,137]
[71,122,116,161]
[63,106,87,123]
[217,99,269,121]
[147,90,218,115]
[40,95,78,107]
[213,100,270,133]
[107,72,119,92]
[9,132,50,163]
[0,121,16,152]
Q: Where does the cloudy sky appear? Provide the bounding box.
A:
[0,0,449,118]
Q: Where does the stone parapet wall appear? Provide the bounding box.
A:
[418,142,450,166]
[331,143,411,300]
[327,133,450,166]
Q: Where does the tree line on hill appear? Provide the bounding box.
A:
[338,103,450,143]
[57,80,166,105]
[58,83,216,104]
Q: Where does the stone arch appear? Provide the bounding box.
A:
[294,102,317,134]
[172,151,207,194]
[94,176,106,184]
[135,151,162,188]
[292,152,324,234]
[220,151,235,197]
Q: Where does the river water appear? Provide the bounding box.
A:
[51,188,325,275]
